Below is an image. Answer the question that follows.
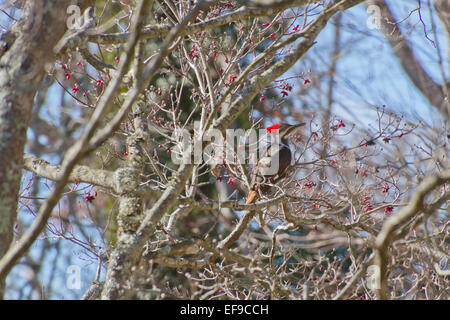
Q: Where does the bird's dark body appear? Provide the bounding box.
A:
[249,143,292,191]
[245,123,305,204]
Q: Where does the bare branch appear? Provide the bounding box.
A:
[374,169,450,299]
[366,0,449,118]
[86,1,312,44]
[23,153,115,190]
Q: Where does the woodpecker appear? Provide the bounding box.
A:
[245,122,305,204]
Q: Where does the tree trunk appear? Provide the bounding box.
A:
[0,0,92,298]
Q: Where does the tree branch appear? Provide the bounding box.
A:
[214,0,364,132]
[373,169,450,299]
[86,0,312,44]
[100,0,216,299]
[23,153,115,190]
[366,0,449,119]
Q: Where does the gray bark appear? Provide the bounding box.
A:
[0,0,92,298]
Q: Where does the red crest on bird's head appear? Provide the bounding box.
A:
[266,123,280,133]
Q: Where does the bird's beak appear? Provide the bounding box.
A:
[291,122,306,133]
[285,122,306,137]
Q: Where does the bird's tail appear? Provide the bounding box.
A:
[245,190,264,227]
[245,190,259,204]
